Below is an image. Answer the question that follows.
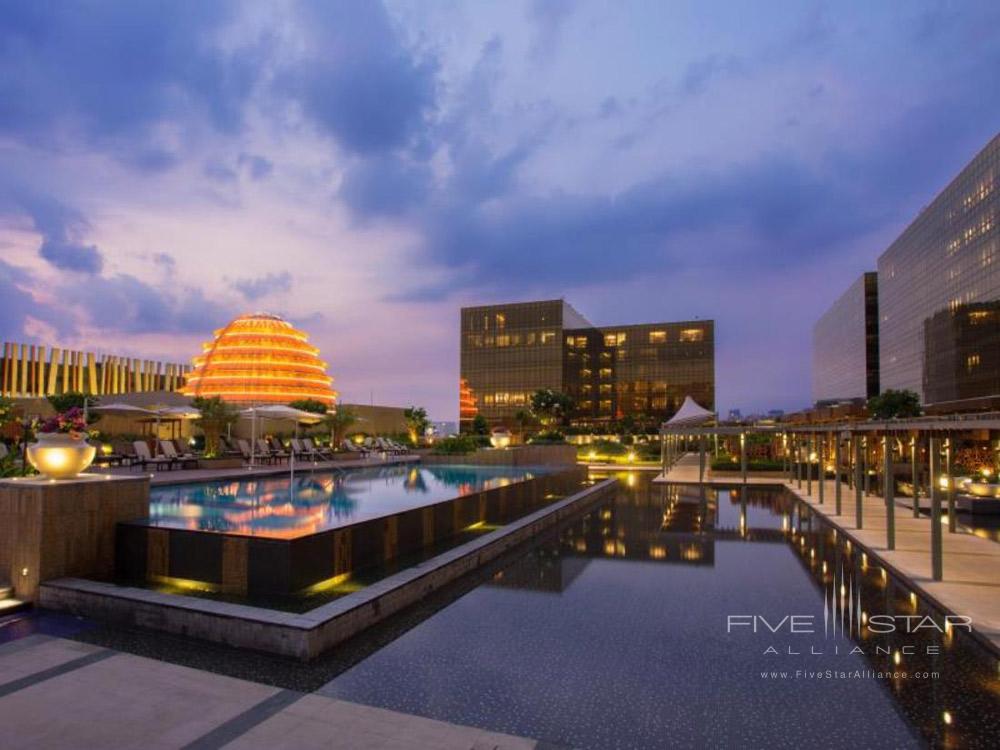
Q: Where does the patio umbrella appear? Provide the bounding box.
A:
[240,405,325,467]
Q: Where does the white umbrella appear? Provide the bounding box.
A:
[90,403,156,416]
[239,405,325,467]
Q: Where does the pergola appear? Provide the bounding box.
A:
[660,411,1000,581]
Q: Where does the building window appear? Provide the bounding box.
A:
[604,332,626,347]
[967,354,981,372]
[496,335,510,347]
[540,331,556,344]
[679,328,704,342]
[599,368,612,379]
[649,330,667,344]
[496,313,505,330]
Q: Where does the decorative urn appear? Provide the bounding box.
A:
[26,408,96,480]
[490,427,512,449]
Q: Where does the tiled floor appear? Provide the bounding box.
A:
[0,635,539,749]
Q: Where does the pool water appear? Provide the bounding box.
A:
[320,473,1000,748]
[147,464,543,538]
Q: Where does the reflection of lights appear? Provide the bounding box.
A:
[649,544,666,559]
[943,711,953,726]
[938,475,950,490]
[626,472,636,487]
[861,611,867,625]
[893,650,901,666]
[822,562,828,575]
[910,592,917,608]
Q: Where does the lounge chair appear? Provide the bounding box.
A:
[303,438,332,460]
[217,435,242,457]
[376,437,403,455]
[342,440,371,458]
[291,438,322,461]
[267,437,291,463]
[386,438,409,454]
[159,440,198,469]
[133,441,175,472]
[256,439,283,464]
[237,438,270,465]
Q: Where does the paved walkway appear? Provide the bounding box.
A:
[0,635,539,749]
[656,454,1000,652]
[654,453,781,485]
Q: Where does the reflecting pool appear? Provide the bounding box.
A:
[321,473,1000,748]
[147,464,543,538]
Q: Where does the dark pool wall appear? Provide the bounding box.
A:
[116,467,587,596]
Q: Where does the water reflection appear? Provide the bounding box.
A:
[322,474,1000,748]
[147,464,541,538]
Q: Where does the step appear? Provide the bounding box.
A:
[0,584,12,601]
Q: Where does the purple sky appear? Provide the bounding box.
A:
[1,1,999,420]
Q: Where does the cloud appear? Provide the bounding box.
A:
[238,153,273,180]
[64,274,236,335]
[339,155,432,218]
[527,0,575,62]
[8,194,105,274]
[0,259,74,341]
[230,271,292,301]
[0,1,258,163]
[283,0,437,155]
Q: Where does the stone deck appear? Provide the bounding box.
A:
[0,635,538,749]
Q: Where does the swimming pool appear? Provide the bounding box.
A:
[147,464,544,538]
[320,473,1000,748]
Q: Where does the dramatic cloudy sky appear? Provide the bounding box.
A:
[2,1,999,419]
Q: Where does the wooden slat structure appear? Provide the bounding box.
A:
[0,341,190,398]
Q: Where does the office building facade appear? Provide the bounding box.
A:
[877,133,1000,410]
[459,300,714,430]
[812,272,879,403]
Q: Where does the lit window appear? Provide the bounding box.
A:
[495,313,505,330]
[967,354,981,372]
[969,311,992,325]
[679,328,704,342]
[599,368,612,379]
[540,331,556,344]
[649,330,667,344]
[603,332,626,347]
[496,335,510,347]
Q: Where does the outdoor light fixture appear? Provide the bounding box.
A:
[26,435,97,480]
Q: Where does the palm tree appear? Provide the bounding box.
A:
[513,409,537,443]
[403,406,429,443]
[323,406,358,450]
[192,396,239,457]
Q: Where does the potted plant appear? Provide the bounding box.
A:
[26,406,97,479]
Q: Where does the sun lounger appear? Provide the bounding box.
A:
[133,440,175,471]
[159,440,199,469]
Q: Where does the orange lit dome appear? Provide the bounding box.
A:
[182,313,336,406]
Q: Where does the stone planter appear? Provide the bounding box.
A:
[26,433,97,480]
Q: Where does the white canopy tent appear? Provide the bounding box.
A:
[663,396,715,427]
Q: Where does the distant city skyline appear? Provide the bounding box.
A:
[2,2,999,420]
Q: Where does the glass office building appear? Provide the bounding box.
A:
[460,300,715,430]
[878,133,1000,410]
[812,272,879,403]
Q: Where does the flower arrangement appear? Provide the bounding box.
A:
[38,407,88,439]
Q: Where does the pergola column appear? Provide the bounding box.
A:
[854,434,863,529]
[817,435,825,505]
[740,432,747,484]
[884,434,895,551]
[930,435,943,581]
[834,435,842,515]
[945,437,956,533]
[911,436,920,518]
[698,433,706,483]
[806,433,813,496]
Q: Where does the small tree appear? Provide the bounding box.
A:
[0,396,16,428]
[513,409,537,442]
[471,414,490,435]
[323,406,358,449]
[192,396,239,457]
[47,392,100,425]
[288,399,329,415]
[867,389,921,420]
[403,406,429,443]
[530,389,574,427]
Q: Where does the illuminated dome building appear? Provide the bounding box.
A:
[182,313,336,406]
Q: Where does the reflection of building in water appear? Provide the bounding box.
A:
[923,302,1000,407]
[878,133,1000,409]
[488,554,591,594]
